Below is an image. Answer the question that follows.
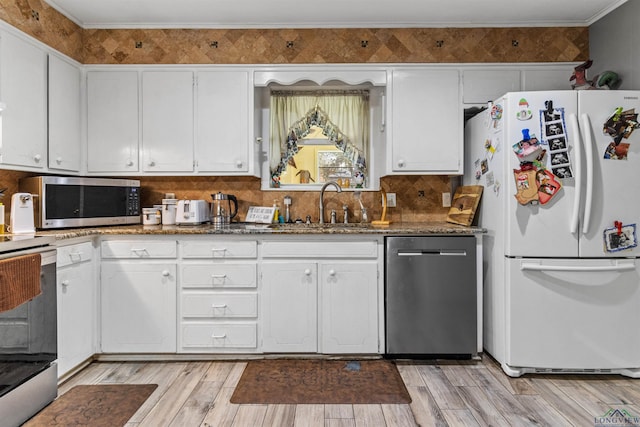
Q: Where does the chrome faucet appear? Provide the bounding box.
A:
[319,181,342,224]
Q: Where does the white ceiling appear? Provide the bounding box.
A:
[44,0,628,29]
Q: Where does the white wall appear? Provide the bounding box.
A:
[589,0,640,90]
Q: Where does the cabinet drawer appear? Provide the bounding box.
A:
[181,323,257,349]
[57,242,93,267]
[182,240,257,258]
[262,240,378,258]
[182,292,257,318]
[182,263,257,288]
[101,240,177,259]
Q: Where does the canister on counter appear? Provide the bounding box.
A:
[162,198,178,225]
[142,207,161,225]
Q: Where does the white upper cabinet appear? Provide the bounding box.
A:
[462,65,577,105]
[87,71,139,173]
[522,66,576,91]
[0,31,47,170]
[196,70,251,174]
[48,54,82,172]
[142,71,194,172]
[463,69,521,104]
[389,68,462,174]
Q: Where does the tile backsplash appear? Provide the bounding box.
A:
[0,172,453,225]
[0,1,587,65]
[137,175,454,224]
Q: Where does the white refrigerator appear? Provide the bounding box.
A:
[464,90,640,377]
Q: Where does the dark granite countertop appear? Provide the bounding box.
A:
[36,221,484,241]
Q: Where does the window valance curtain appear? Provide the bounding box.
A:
[269,90,369,185]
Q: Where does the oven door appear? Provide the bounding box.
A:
[0,248,57,426]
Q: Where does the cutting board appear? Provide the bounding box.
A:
[446,185,483,226]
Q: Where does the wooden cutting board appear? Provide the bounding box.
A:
[446,185,483,226]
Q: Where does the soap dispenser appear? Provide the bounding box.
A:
[283,195,292,223]
[272,200,280,224]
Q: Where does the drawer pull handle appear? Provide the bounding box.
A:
[130,248,148,253]
[328,269,336,276]
[211,333,227,339]
[161,270,171,277]
[69,251,83,261]
[212,304,228,309]
[304,268,312,276]
[61,280,70,287]
[211,274,227,279]
[211,248,227,252]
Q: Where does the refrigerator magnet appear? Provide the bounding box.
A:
[486,171,495,187]
[603,223,638,253]
[513,168,539,205]
[535,169,561,205]
[485,139,497,159]
[516,98,532,121]
[512,130,542,161]
[481,159,489,174]
[603,107,640,144]
[604,141,630,160]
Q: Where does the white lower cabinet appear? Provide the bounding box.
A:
[95,236,381,356]
[261,262,318,352]
[261,239,381,354]
[100,239,177,353]
[56,241,96,377]
[319,262,378,353]
[179,238,259,353]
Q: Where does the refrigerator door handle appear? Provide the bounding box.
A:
[568,113,582,234]
[520,261,635,272]
[580,113,594,234]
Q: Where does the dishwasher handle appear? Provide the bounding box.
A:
[397,249,467,256]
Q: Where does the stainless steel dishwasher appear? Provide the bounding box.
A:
[385,236,477,357]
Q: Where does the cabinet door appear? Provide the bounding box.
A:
[0,31,47,169]
[48,54,81,172]
[320,262,378,354]
[87,71,139,172]
[522,67,576,91]
[463,69,521,104]
[390,68,462,174]
[142,71,194,172]
[261,262,317,352]
[57,261,95,377]
[196,71,250,173]
[101,262,177,352]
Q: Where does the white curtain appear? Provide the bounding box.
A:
[269,90,369,177]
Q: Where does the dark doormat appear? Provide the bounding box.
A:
[23,384,158,427]
[230,359,411,404]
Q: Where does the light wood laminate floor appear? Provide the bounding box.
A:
[57,355,640,426]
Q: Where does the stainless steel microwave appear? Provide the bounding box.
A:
[19,176,141,229]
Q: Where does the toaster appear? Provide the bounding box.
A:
[175,200,210,225]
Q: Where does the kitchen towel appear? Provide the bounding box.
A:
[0,253,41,313]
